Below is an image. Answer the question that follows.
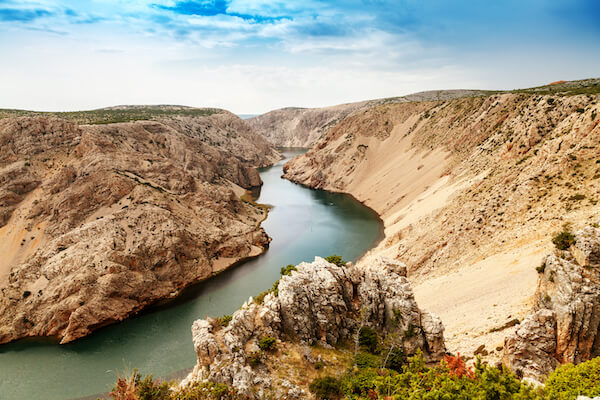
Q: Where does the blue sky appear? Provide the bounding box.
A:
[0,0,598,113]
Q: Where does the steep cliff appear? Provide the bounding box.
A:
[283,79,600,358]
[0,109,280,344]
[182,257,445,399]
[503,224,600,382]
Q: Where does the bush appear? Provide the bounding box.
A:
[545,357,600,400]
[309,376,342,400]
[552,230,576,250]
[383,347,405,372]
[215,314,232,328]
[247,351,263,367]
[324,254,346,267]
[280,264,297,276]
[137,374,171,400]
[354,352,379,369]
[358,326,379,353]
[536,262,546,274]
[258,335,277,352]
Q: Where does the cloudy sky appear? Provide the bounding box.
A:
[0,0,599,114]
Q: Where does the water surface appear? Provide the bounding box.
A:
[0,148,383,400]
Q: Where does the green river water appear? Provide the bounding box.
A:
[0,148,383,400]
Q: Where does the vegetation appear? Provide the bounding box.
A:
[325,254,347,267]
[358,327,379,354]
[258,335,277,352]
[544,357,600,399]
[0,106,222,125]
[109,371,239,400]
[310,376,343,400]
[111,351,600,399]
[552,229,576,250]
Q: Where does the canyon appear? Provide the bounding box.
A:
[1,79,600,399]
[282,79,600,366]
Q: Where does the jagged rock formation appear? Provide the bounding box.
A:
[282,81,600,358]
[248,90,490,147]
[0,110,280,344]
[182,257,445,398]
[503,225,600,382]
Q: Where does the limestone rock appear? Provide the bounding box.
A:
[183,257,445,398]
[503,225,600,382]
[0,114,279,344]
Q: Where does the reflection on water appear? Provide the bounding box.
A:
[0,148,383,400]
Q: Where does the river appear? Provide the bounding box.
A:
[0,148,383,400]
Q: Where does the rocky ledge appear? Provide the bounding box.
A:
[503,224,600,383]
[181,256,445,398]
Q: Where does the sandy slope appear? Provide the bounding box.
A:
[284,91,600,359]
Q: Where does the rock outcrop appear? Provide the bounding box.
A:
[182,257,445,398]
[503,225,600,382]
[0,110,280,344]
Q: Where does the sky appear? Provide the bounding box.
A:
[0,0,599,114]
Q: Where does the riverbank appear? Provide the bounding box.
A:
[0,148,383,400]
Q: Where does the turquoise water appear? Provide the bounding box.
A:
[0,148,383,400]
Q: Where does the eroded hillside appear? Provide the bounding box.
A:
[283,82,600,358]
[249,90,490,147]
[0,109,280,344]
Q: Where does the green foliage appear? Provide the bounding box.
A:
[280,264,297,276]
[309,376,343,400]
[340,354,539,400]
[324,254,347,267]
[215,314,232,328]
[247,351,263,367]
[358,326,379,354]
[545,357,600,400]
[552,230,576,250]
[258,335,277,352]
[536,262,546,274]
[354,352,379,369]
[384,348,405,372]
[0,106,222,125]
[403,324,416,338]
[137,374,171,400]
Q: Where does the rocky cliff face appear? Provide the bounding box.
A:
[248,90,491,148]
[0,110,280,344]
[182,257,445,398]
[503,224,600,382]
[282,83,600,359]
[247,104,367,148]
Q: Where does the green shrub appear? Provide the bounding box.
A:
[280,264,297,276]
[536,262,546,274]
[358,326,379,353]
[545,357,600,399]
[324,254,346,267]
[216,314,232,328]
[309,376,342,400]
[552,230,576,250]
[384,347,405,372]
[247,351,263,367]
[354,352,379,369]
[258,335,277,352]
[137,374,171,400]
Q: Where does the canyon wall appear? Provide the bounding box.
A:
[0,110,280,344]
[283,84,600,360]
